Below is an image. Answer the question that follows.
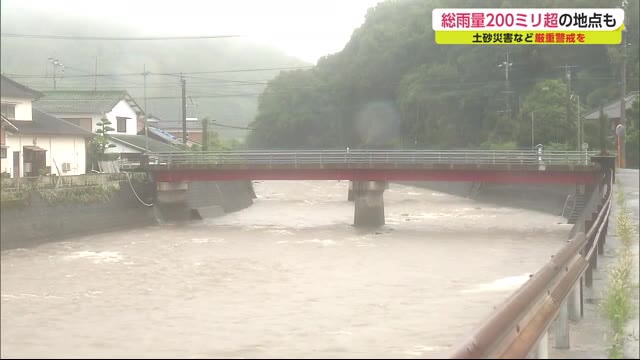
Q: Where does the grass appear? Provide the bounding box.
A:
[601,181,637,359]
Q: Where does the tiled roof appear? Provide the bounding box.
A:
[0,75,43,99]
[8,109,92,136]
[109,134,180,153]
[585,91,640,120]
[35,90,144,115]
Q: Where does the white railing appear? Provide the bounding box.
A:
[146,149,598,167]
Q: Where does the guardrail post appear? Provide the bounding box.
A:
[555,300,570,349]
[589,214,599,270]
[598,220,608,255]
[584,219,594,287]
[531,331,549,359]
[580,276,584,318]
[568,280,582,321]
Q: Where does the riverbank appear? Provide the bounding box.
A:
[548,169,639,359]
[0,174,255,250]
[398,181,576,218]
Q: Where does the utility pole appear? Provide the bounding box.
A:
[577,95,582,151]
[556,64,577,145]
[499,52,513,126]
[181,73,187,146]
[143,64,149,153]
[531,111,535,149]
[565,65,571,143]
[619,16,629,167]
[202,117,209,151]
[599,105,607,155]
[143,64,149,112]
[94,57,98,91]
[48,57,64,90]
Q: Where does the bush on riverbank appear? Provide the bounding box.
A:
[601,183,636,359]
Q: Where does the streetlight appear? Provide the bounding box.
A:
[570,93,582,151]
[47,57,64,90]
[498,52,514,124]
[530,111,535,149]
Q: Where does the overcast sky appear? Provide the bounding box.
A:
[1,0,385,63]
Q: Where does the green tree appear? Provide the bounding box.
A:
[247,0,639,150]
[88,118,118,166]
[517,80,578,148]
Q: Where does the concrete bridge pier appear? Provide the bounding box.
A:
[348,181,355,201]
[353,181,388,227]
[155,181,191,222]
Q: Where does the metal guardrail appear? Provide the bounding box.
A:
[146,149,597,167]
[449,170,613,359]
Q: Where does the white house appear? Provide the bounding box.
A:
[1,75,91,178]
[34,90,145,136]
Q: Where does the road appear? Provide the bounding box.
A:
[551,168,639,359]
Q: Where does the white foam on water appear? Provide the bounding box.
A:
[461,273,531,294]
[356,243,377,247]
[325,329,353,336]
[2,293,63,300]
[266,229,294,236]
[401,345,447,356]
[299,239,338,247]
[64,251,123,264]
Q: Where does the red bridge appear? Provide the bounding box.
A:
[143,150,614,227]
[146,149,602,184]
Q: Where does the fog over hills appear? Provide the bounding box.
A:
[1,8,308,139]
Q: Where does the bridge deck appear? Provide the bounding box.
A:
[145,150,600,184]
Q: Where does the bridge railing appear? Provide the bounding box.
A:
[449,170,613,359]
[147,150,597,167]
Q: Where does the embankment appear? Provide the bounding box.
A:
[399,181,576,217]
[0,175,255,250]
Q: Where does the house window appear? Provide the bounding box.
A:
[0,147,6,159]
[1,103,16,120]
[117,117,127,133]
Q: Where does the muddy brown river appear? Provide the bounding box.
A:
[1,181,571,358]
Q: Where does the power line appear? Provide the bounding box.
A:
[2,66,313,79]
[17,75,620,98]
[154,66,313,75]
[211,122,254,130]
[0,33,241,40]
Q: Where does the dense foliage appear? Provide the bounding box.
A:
[248,0,640,155]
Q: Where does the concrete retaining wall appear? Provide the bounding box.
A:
[1,180,156,250]
[400,181,575,217]
[1,180,255,250]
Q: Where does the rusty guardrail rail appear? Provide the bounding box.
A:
[449,169,613,359]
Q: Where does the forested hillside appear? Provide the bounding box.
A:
[0,9,307,139]
[248,0,639,158]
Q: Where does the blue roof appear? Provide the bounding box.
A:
[147,126,182,145]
